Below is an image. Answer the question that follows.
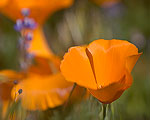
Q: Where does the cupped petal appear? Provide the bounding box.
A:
[126,53,142,73]
[88,68,133,103]
[60,46,98,90]
[11,73,73,110]
[87,39,138,87]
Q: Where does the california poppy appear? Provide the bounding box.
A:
[60,39,142,103]
[9,56,73,111]
[11,72,73,110]
[0,56,73,111]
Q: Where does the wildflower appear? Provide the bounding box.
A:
[0,54,73,112]
[11,57,73,111]
[60,39,142,103]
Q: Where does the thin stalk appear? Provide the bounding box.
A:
[63,83,76,109]
[102,104,107,120]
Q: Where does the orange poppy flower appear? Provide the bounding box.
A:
[60,39,142,103]
[0,0,74,24]
[0,56,73,111]
[11,72,73,110]
[10,56,73,111]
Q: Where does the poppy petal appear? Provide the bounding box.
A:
[0,82,14,101]
[0,0,8,7]
[16,0,74,24]
[11,73,73,110]
[60,46,98,90]
[0,70,23,81]
[126,53,142,73]
[0,70,24,102]
[88,68,133,104]
[0,0,74,24]
[87,39,138,87]
[2,100,9,118]
[28,56,60,75]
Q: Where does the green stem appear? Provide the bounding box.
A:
[63,83,76,109]
[68,83,77,100]
[102,104,107,120]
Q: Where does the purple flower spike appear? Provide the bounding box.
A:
[26,53,35,60]
[23,17,37,29]
[26,32,33,41]
[18,89,23,95]
[21,8,30,16]
[24,43,30,50]
[13,80,18,85]
[14,19,23,31]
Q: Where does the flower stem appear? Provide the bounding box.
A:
[63,83,76,109]
[102,104,107,120]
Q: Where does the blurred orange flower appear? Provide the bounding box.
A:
[10,56,73,111]
[60,39,142,103]
[0,0,74,24]
[11,72,73,110]
[0,57,73,111]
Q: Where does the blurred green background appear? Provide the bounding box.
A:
[0,0,149,120]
